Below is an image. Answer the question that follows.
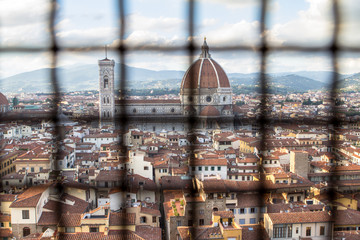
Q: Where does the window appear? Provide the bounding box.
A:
[23,227,30,237]
[188,220,193,226]
[153,216,157,223]
[205,166,208,171]
[273,225,286,238]
[296,227,299,234]
[199,219,204,225]
[22,210,29,219]
[306,227,311,236]
[260,207,266,213]
[250,207,256,213]
[320,226,325,236]
[250,218,256,224]
[65,227,75,233]
[103,76,108,88]
[239,208,245,214]
[144,166,149,170]
[0,222,4,227]
[177,220,182,226]
[90,227,99,232]
[239,219,245,224]
[217,166,221,171]
[198,166,202,171]
[211,166,215,171]
[140,216,147,223]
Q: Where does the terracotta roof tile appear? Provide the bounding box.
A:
[213,211,234,218]
[109,212,136,226]
[58,213,82,227]
[135,226,161,240]
[268,211,332,224]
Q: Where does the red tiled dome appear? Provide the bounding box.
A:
[200,106,220,117]
[0,93,9,105]
[181,39,230,90]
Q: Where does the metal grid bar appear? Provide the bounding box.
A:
[0,0,355,239]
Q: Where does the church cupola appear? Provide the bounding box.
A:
[200,37,211,58]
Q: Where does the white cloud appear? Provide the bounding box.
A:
[0,52,51,78]
[197,0,260,9]
[0,0,51,47]
[56,27,118,46]
[266,0,333,46]
[127,13,184,34]
[199,20,260,46]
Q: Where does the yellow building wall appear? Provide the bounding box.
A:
[0,153,17,177]
[0,201,13,215]
[108,225,136,231]
[335,198,357,210]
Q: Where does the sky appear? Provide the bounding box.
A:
[0,0,360,78]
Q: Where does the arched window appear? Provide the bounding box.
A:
[107,111,110,118]
[107,97,109,104]
[104,76,109,88]
[23,227,30,237]
[213,207,218,212]
[103,111,106,117]
[171,108,175,113]
[223,96,226,102]
[133,108,137,113]
[103,97,106,104]
[152,108,156,113]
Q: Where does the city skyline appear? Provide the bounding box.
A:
[1,0,360,80]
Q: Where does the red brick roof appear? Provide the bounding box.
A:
[58,213,82,227]
[200,106,220,117]
[109,212,136,226]
[268,211,332,224]
[213,211,234,218]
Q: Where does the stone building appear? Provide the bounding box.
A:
[290,150,309,179]
[98,39,238,131]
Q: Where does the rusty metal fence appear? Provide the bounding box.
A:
[0,0,357,239]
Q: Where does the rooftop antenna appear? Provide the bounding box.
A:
[105,45,108,59]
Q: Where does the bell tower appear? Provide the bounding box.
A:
[99,47,115,126]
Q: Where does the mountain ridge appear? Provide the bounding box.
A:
[0,64,358,93]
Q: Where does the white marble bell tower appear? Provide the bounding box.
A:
[99,47,115,126]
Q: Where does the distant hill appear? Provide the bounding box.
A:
[270,74,326,92]
[0,64,185,93]
[0,64,356,93]
[339,72,360,92]
[269,71,350,83]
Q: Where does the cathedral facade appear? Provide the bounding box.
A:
[98,39,237,132]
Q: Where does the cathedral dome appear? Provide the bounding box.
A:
[0,93,9,106]
[180,39,230,90]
